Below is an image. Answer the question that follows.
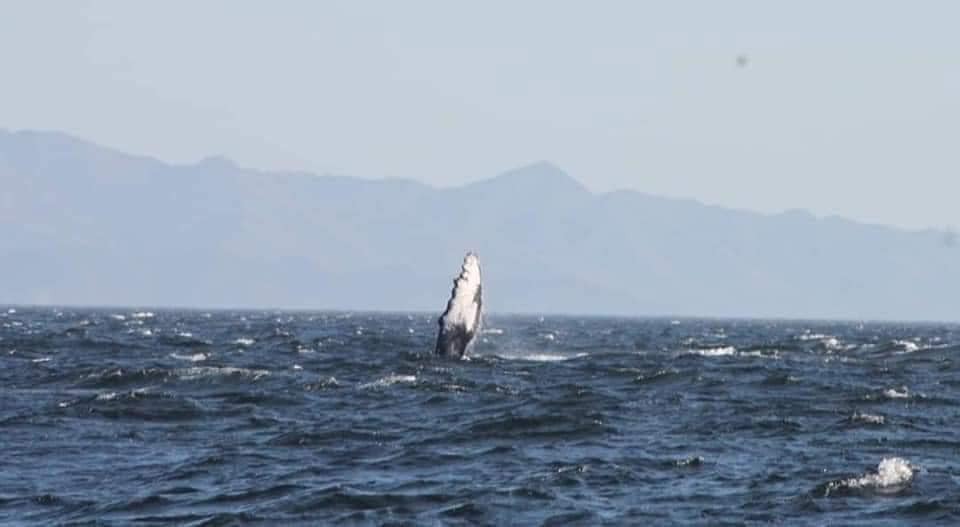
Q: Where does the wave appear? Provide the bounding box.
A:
[891,339,921,353]
[883,386,911,400]
[76,367,170,389]
[169,352,208,362]
[819,458,915,497]
[360,374,417,389]
[61,388,207,422]
[304,376,341,391]
[634,368,681,385]
[492,352,588,362]
[461,411,614,441]
[673,456,705,468]
[850,411,885,425]
[174,366,270,381]
[686,346,737,357]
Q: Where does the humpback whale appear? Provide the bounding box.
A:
[435,252,483,358]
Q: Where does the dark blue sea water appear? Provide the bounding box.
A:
[2,307,960,525]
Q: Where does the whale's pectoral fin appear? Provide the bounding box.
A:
[435,252,483,358]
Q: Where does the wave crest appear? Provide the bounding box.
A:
[820,457,915,497]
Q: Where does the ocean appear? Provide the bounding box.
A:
[2,307,958,525]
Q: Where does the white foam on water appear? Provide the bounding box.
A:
[834,458,915,495]
[131,311,154,319]
[170,352,208,362]
[140,329,153,337]
[541,333,556,341]
[883,386,910,399]
[360,374,417,389]
[687,346,737,357]
[31,357,51,363]
[483,328,505,335]
[797,332,849,351]
[851,411,885,425]
[96,392,118,401]
[739,349,780,359]
[893,339,921,353]
[494,352,589,362]
[675,456,704,467]
[823,337,844,350]
[110,314,126,321]
[175,366,269,381]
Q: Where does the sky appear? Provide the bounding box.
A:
[1,0,958,230]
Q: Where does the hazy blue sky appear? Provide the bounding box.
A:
[2,1,958,229]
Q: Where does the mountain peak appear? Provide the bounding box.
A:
[481,160,590,195]
[503,160,568,179]
[196,155,237,170]
[515,159,565,174]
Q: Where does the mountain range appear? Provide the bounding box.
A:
[1,129,957,321]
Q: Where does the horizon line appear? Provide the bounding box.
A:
[2,301,957,327]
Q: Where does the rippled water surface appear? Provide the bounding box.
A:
[3,307,960,525]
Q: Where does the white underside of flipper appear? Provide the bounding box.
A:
[435,252,483,358]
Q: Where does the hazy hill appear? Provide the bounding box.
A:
[1,129,957,320]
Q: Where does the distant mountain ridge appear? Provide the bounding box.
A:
[1,129,957,321]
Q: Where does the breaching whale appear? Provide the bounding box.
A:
[435,252,483,358]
